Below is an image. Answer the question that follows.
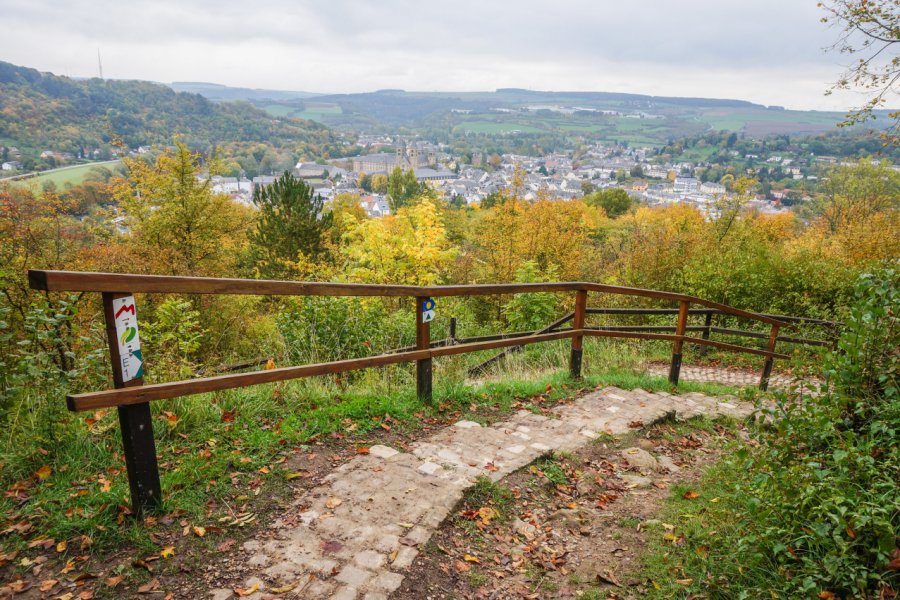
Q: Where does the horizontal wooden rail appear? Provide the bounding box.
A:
[68,329,790,412]
[30,269,816,516]
[67,329,583,411]
[29,270,790,328]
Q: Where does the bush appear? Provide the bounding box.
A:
[645,266,899,599]
[277,297,414,365]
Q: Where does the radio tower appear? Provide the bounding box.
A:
[97,49,104,80]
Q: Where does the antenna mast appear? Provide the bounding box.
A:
[97,48,104,80]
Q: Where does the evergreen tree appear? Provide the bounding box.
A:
[251,170,332,278]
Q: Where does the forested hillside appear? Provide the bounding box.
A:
[0,61,340,165]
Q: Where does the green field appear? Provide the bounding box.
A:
[456,120,544,134]
[10,160,122,189]
[260,102,342,123]
[260,103,295,117]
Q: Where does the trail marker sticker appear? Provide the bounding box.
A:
[112,296,144,382]
[421,298,436,323]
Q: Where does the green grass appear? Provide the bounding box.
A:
[636,442,756,598]
[11,160,121,189]
[260,103,295,117]
[532,455,570,486]
[0,332,757,581]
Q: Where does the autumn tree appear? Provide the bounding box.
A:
[370,173,389,194]
[249,170,333,279]
[820,0,900,142]
[0,186,95,374]
[341,199,456,286]
[816,158,900,232]
[115,141,250,276]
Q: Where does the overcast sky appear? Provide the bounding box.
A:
[0,0,877,110]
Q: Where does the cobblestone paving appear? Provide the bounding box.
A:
[211,386,756,600]
[645,362,817,391]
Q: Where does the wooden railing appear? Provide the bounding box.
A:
[468,307,839,377]
[29,269,805,515]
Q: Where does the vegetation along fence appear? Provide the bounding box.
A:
[27,270,837,516]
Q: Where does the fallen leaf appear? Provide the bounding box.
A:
[321,540,343,554]
[56,540,68,553]
[192,526,206,537]
[105,575,123,588]
[598,569,622,587]
[818,593,836,599]
[221,410,236,423]
[269,582,297,593]
[39,579,58,592]
[356,447,370,455]
[265,359,276,370]
[234,581,260,596]
[78,591,94,599]
[463,554,481,563]
[162,411,178,426]
[325,497,342,509]
[682,490,701,500]
[160,546,175,559]
[36,465,52,480]
[137,579,159,593]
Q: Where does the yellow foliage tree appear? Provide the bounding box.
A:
[113,141,250,276]
[341,199,456,286]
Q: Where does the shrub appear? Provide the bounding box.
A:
[644,266,899,599]
[741,266,899,597]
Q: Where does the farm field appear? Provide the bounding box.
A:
[7,160,122,189]
[259,102,343,123]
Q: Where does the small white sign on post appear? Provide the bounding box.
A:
[112,296,144,382]
[421,298,436,323]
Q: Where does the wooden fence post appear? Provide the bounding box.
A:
[416,296,433,404]
[449,317,457,342]
[101,292,162,516]
[759,325,780,391]
[570,289,588,379]
[698,311,713,356]
[669,301,690,385]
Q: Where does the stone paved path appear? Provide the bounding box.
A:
[645,361,817,391]
[214,386,756,600]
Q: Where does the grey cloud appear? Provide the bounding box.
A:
[0,0,860,109]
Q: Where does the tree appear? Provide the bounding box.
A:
[358,172,372,192]
[250,171,333,278]
[584,188,633,218]
[816,158,900,232]
[370,173,389,194]
[820,0,900,142]
[580,180,596,195]
[115,140,249,276]
[341,199,456,286]
[386,166,428,212]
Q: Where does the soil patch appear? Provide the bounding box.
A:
[394,419,738,599]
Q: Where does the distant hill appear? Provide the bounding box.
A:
[170,81,321,102]
[0,62,335,162]
[245,88,849,146]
